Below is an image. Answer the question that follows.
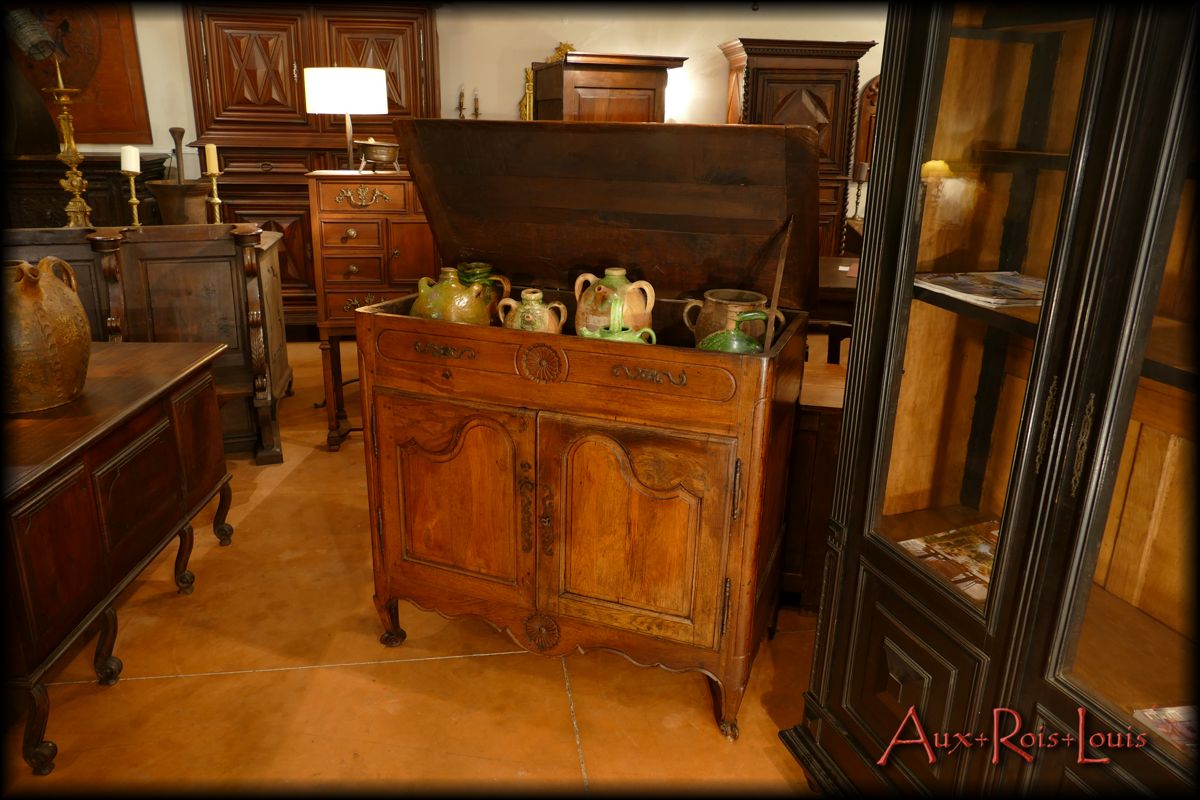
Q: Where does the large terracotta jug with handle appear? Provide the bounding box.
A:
[3,256,92,413]
[573,267,655,333]
[682,288,786,345]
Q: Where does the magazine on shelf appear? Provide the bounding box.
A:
[1133,705,1196,754]
[898,519,1000,602]
[913,270,1045,308]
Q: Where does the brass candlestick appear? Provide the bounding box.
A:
[204,170,223,224]
[472,93,480,119]
[43,59,92,228]
[456,89,466,119]
[122,171,141,227]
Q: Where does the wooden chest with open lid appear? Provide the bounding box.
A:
[355,118,819,738]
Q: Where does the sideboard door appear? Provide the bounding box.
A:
[374,392,537,608]
[535,413,736,649]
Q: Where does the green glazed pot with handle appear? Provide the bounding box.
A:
[409,266,492,326]
[577,294,656,345]
[697,310,767,354]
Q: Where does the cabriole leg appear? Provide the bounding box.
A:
[213,482,234,546]
[175,524,196,594]
[22,683,57,776]
[93,606,124,685]
[375,595,407,647]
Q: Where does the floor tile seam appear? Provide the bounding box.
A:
[42,649,532,686]
[560,656,590,791]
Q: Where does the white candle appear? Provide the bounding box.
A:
[205,143,218,174]
[120,145,140,174]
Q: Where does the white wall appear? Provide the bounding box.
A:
[97,2,887,177]
[437,2,886,123]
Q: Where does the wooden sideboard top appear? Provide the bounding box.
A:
[4,341,226,497]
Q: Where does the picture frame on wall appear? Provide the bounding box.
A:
[7,3,152,144]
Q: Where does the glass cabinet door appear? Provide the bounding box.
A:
[1056,146,1196,765]
[871,5,1097,606]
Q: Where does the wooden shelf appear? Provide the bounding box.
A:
[912,286,1196,392]
[972,148,1071,171]
[1071,584,1194,751]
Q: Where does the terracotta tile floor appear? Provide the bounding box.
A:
[3,340,818,794]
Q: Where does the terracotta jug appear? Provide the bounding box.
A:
[497,288,568,334]
[574,267,655,333]
[576,294,656,345]
[697,310,768,355]
[3,257,92,413]
[682,288,786,346]
[456,261,512,319]
[410,266,492,326]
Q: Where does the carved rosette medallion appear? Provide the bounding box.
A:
[516,343,565,383]
[524,613,560,651]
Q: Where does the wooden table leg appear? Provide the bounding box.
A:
[212,482,234,546]
[175,524,196,594]
[320,335,351,451]
[22,683,57,776]
[93,606,124,686]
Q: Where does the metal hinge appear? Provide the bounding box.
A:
[292,62,298,82]
[731,459,742,519]
[371,405,378,457]
[202,50,208,80]
[375,507,384,554]
[719,578,732,638]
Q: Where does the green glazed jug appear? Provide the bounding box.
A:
[410,266,492,326]
[456,261,511,319]
[577,294,655,345]
[697,310,767,354]
[574,267,655,333]
[497,288,569,333]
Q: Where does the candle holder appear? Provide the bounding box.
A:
[121,170,142,227]
[456,89,466,119]
[43,63,92,228]
[204,170,224,224]
[472,93,481,119]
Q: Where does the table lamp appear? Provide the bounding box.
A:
[303,67,388,168]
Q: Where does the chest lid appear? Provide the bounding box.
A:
[395,119,820,310]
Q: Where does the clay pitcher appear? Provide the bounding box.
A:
[697,310,768,355]
[3,257,92,413]
[574,267,655,333]
[456,261,512,320]
[497,288,568,334]
[682,288,786,345]
[409,266,492,326]
[576,294,656,345]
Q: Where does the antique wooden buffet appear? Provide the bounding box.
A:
[355,119,819,738]
[782,3,1195,795]
[4,342,233,776]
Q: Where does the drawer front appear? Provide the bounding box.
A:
[324,289,416,320]
[324,255,385,284]
[221,150,322,177]
[320,220,382,248]
[317,181,409,214]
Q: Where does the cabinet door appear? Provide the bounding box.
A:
[748,67,855,175]
[317,7,433,136]
[374,392,537,608]
[190,7,316,134]
[536,413,736,648]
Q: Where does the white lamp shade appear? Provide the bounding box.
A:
[303,67,388,115]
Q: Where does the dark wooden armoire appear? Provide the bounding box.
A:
[782,3,1195,795]
[183,3,440,330]
[720,38,876,258]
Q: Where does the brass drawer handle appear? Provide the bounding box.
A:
[345,227,358,240]
[347,264,360,275]
[259,161,274,172]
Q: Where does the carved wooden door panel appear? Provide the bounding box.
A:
[374,392,537,608]
[193,8,316,132]
[535,413,736,648]
[320,15,423,117]
[223,198,316,323]
[751,71,855,174]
